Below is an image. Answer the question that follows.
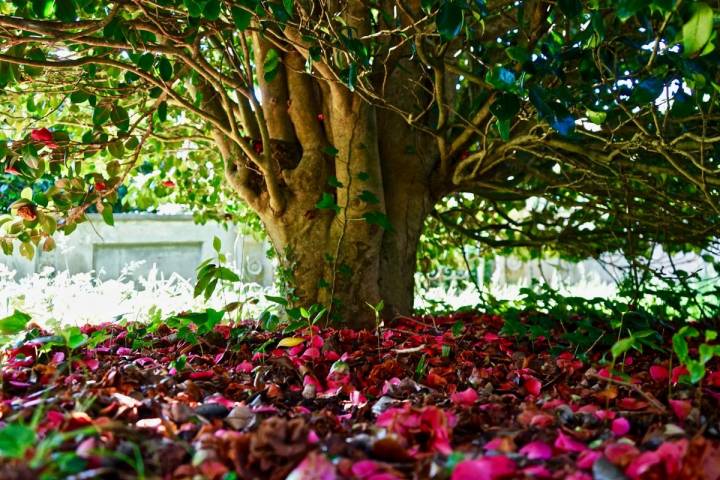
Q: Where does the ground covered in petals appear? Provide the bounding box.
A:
[1,312,720,479]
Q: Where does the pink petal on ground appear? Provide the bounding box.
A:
[451,457,516,480]
[656,439,688,476]
[451,388,478,407]
[519,441,553,460]
[301,347,321,361]
[52,351,65,363]
[307,430,320,444]
[626,451,661,479]
[554,430,586,453]
[236,360,253,373]
[611,417,630,436]
[669,399,692,421]
[82,359,99,371]
[604,443,640,464]
[576,450,601,469]
[189,370,214,380]
[116,347,132,356]
[286,451,337,480]
[649,365,669,382]
[523,375,542,396]
[565,473,592,480]
[324,350,340,361]
[310,335,324,349]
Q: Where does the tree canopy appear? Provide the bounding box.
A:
[0,0,718,318]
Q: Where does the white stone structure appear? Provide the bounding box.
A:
[1,213,274,285]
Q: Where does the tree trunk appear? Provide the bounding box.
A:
[254,156,432,330]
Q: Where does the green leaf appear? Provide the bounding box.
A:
[231,7,252,30]
[358,190,380,204]
[55,0,76,22]
[682,3,714,56]
[33,0,54,18]
[436,1,463,41]
[213,236,221,252]
[157,101,168,122]
[363,211,393,230]
[0,424,35,458]
[316,192,340,213]
[107,141,124,159]
[157,57,173,81]
[485,67,516,91]
[611,336,635,358]
[263,48,280,83]
[183,0,203,17]
[616,0,644,21]
[110,105,130,132]
[92,106,111,126]
[0,310,30,335]
[101,205,114,226]
[506,46,530,64]
[586,109,607,125]
[204,0,221,20]
[490,93,520,121]
[496,118,510,141]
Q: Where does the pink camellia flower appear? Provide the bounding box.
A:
[451,456,516,480]
[519,441,552,460]
[451,387,478,407]
[611,417,630,436]
[554,430,586,453]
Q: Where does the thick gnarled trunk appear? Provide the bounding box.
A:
[254,150,432,330]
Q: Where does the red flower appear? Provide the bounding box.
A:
[317,113,325,121]
[253,140,263,154]
[31,128,53,143]
[4,166,19,175]
[95,181,107,192]
[162,180,175,188]
[30,128,58,149]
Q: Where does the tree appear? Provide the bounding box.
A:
[0,0,719,328]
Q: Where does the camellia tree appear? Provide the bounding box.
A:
[0,0,719,327]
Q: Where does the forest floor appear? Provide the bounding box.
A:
[1,312,719,479]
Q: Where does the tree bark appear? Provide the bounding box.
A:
[230,141,433,330]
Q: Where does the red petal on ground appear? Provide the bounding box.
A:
[451,456,516,480]
[669,399,692,421]
[649,365,669,382]
[554,430,587,452]
[519,441,552,460]
[451,387,478,406]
